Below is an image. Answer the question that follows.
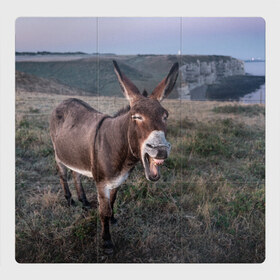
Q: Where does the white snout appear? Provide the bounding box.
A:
[142,130,171,158]
[141,130,171,181]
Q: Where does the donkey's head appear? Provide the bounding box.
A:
[113,60,179,181]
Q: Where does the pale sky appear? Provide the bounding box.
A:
[15,17,265,60]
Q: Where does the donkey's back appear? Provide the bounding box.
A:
[50,98,101,131]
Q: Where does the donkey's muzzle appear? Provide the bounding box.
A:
[155,148,168,159]
[142,131,171,181]
[144,134,171,159]
[146,142,171,159]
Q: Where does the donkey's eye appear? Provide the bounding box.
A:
[132,115,143,121]
[163,115,168,121]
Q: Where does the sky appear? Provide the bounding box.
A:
[15,17,265,60]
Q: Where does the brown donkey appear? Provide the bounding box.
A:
[50,61,179,254]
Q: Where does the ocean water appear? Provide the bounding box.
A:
[241,61,265,104]
[239,84,265,104]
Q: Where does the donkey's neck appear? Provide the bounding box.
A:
[94,112,138,182]
[109,112,137,162]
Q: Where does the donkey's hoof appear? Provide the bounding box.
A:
[81,199,92,210]
[110,217,118,225]
[67,198,76,207]
[103,240,114,255]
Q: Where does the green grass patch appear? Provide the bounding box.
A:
[213,104,265,117]
[29,107,40,113]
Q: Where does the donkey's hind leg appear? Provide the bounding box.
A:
[56,160,75,206]
[72,171,91,209]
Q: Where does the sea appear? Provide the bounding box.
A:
[240,61,265,104]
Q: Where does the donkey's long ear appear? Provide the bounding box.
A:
[113,60,141,105]
[150,62,179,101]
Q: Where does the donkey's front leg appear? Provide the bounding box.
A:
[97,184,114,254]
[110,188,119,225]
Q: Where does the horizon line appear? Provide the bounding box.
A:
[15,51,261,60]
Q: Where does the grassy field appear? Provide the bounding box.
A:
[15,91,265,263]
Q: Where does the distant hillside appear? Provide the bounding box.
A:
[16,54,241,98]
[16,51,88,56]
[16,55,179,97]
[16,71,91,96]
[16,51,116,56]
[15,54,262,100]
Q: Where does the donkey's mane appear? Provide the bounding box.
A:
[113,105,130,117]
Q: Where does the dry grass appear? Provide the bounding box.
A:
[15,91,265,263]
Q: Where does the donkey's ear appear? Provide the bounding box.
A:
[150,62,179,101]
[113,60,141,105]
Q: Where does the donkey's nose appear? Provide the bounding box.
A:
[155,141,171,159]
[156,148,168,159]
[146,141,171,151]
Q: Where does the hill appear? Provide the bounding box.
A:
[16,71,91,96]
[16,54,180,97]
[16,54,245,99]
[16,54,265,100]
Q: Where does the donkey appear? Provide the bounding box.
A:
[50,60,179,254]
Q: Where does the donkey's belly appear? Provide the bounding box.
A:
[54,131,93,175]
[60,161,93,177]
